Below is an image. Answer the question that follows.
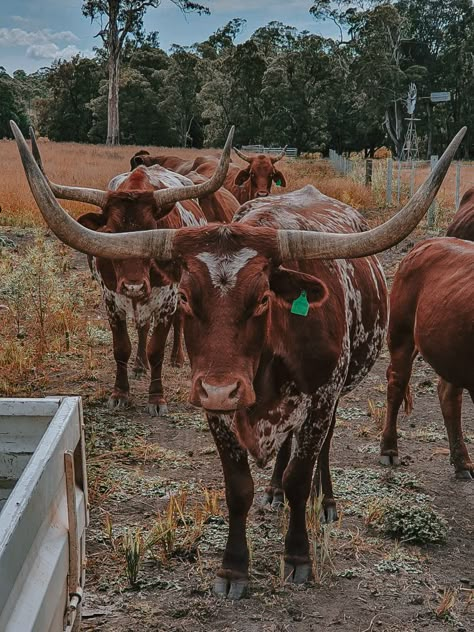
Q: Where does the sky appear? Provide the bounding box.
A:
[0,0,337,75]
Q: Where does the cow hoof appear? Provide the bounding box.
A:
[107,395,130,410]
[147,402,169,417]
[321,505,338,524]
[380,454,400,466]
[132,366,147,379]
[283,562,312,584]
[261,488,284,509]
[455,469,473,480]
[214,576,248,600]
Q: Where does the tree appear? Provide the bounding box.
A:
[0,68,29,138]
[35,56,102,142]
[82,0,209,145]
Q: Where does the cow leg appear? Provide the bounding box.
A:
[108,314,132,410]
[170,311,185,368]
[208,416,253,599]
[282,409,332,585]
[438,379,473,480]
[133,322,150,378]
[380,339,417,466]
[262,433,292,509]
[311,406,338,523]
[147,318,173,416]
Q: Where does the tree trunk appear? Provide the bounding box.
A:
[107,54,120,146]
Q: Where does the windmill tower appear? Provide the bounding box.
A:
[401,83,420,161]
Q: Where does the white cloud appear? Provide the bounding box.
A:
[26,43,93,61]
[0,27,79,48]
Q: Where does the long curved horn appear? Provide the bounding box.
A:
[11,121,176,259]
[153,126,234,207]
[277,128,466,260]
[271,146,288,163]
[233,146,252,163]
[30,127,107,208]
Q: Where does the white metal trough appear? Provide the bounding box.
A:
[0,397,88,632]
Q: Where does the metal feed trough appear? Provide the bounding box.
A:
[0,397,88,632]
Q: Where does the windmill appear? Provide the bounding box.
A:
[401,83,420,161]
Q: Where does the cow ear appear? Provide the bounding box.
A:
[269,266,328,309]
[273,170,287,187]
[151,260,182,286]
[77,212,106,231]
[235,168,250,186]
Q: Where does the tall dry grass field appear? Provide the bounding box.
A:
[0,138,375,228]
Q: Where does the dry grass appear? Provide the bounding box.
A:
[0,139,377,228]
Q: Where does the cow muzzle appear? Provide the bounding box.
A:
[256,191,269,198]
[191,376,255,411]
[119,281,150,299]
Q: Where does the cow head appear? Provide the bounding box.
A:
[174,227,328,411]
[234,147,287,198]
[130,150,150,170]
[78,192,175,300]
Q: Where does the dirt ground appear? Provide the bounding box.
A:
[1,226,473,632]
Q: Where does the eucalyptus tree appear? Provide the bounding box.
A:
[82,0,209,145]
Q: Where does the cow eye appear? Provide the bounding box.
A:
[178,292,188,304]
[260,295,269,305]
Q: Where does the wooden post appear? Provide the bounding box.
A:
[428,155,439,228]
[386,158,393,205]
[365,159,373,186]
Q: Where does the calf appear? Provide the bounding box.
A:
[380,238,474,479]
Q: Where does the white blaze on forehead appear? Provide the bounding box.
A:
[196,248,258,293]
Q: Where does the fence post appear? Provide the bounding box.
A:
[365,159,373,186]
[397,160,402,204]
[428,155,439,228]
[410,161,415,197]
[386,158,393,205]
[455,162,461,210]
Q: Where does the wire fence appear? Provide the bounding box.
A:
[328,150,474,228]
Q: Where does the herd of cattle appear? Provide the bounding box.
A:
[8,121,473,599]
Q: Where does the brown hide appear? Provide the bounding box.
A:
[447,187,474,241]
[196,155,287,204]
[381,237,474,478]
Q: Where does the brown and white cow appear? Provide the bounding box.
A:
[12,120,463,598]
[28,126,233,415]
[380,185,474,478]
[380,238,474,479]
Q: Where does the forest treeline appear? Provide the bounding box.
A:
[2,1,474,157]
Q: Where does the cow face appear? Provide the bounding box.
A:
[176,229,327,413]
[78,192,173,300]
[235,155,287,198]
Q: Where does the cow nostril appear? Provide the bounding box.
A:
[229,382,241,399]
[198,379,208,399]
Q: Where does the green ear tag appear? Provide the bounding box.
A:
[276,178,282,186]
[291,291,309,316]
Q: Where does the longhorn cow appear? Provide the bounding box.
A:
[28,126,233,415]
[11,120,464,598]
